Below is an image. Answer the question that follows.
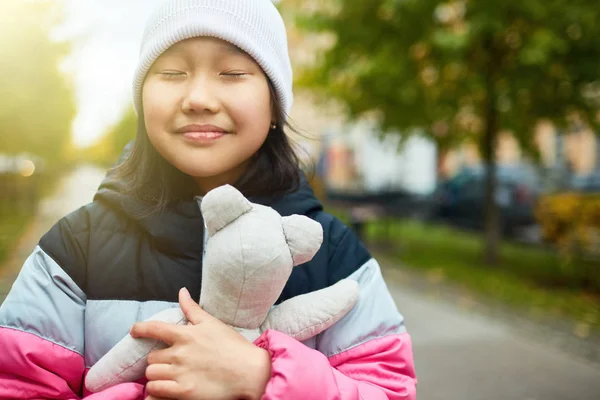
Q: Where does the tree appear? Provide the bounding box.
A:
[0,0,75,164]
[283,0,600,265]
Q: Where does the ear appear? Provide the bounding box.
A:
[281,215,323,266]
[201,185,252,237]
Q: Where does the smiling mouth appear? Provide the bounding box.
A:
[181,131,226,144]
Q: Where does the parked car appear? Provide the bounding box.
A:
[569,172,600,193]
[433,165,541,236]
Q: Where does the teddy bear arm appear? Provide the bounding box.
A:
[261,279,359,342]
[85,307,187,392]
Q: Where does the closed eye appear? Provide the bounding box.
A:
[160,71,185,79]
[221,72,248,78]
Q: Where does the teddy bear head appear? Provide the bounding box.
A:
[199,185,323,330]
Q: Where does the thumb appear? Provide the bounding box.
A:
[178,287,210,325]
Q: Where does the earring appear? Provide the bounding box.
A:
[270,123,277,130]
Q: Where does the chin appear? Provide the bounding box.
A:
[176,164,228,178]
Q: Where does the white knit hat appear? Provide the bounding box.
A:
[132,0,293,118]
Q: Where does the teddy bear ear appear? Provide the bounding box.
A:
[201,185,253,236]
[281,215,324,266]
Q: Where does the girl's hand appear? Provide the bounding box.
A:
[131,288,272,400]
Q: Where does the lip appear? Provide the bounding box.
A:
[175,124,229,134]
[182,131,225,144]
[175,124,229,145]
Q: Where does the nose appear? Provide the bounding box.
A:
[181,75,221,114]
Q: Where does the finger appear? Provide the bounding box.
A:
[146,380,181,399]
[179,287,211,325]
[147,347,176,365]
[145,396,172,400]
[146,363,177,381]
[130,321,180,346]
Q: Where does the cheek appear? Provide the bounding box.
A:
[225,82,272,139]
[142,82,174,137]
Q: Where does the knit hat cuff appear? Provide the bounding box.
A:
[132,5,293,117]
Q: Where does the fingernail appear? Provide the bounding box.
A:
[180,287,191,299]
[129,324,137,336]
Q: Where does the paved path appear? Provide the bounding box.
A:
[2,165,600,399]
[382,267,600,400]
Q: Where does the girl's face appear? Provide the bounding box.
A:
[142,37,273,194]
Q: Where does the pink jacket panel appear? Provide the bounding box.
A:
[0,326,144,400]
[255,329,417,400]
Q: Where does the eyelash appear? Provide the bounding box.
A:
[221,72,247,78]
[160,72,184,79]
[159,72,248,79]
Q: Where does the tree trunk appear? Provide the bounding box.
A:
[482,70,500,266]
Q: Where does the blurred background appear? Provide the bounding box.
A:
[1,0,599,398]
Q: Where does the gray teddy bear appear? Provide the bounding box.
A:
[86,184,360,392]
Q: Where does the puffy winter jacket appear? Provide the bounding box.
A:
[0,168,417,399]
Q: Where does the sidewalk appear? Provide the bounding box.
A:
[379,257,600,400]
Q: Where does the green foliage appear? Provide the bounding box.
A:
[0,207,31,265]
[82,109,137,166]
[286,0,600,264]
[0,0,75,164]
[287,0,600,152]
[536,192,600,291]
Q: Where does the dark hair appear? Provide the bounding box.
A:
[112,79,301,216]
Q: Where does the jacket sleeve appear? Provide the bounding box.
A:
[0,238,144,399]
[254,222,417,400]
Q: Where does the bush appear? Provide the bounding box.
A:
[536,193,600,291]
[0,173,41,214]
[0,208,31,265]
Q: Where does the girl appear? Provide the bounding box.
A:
[0,1,417,399]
